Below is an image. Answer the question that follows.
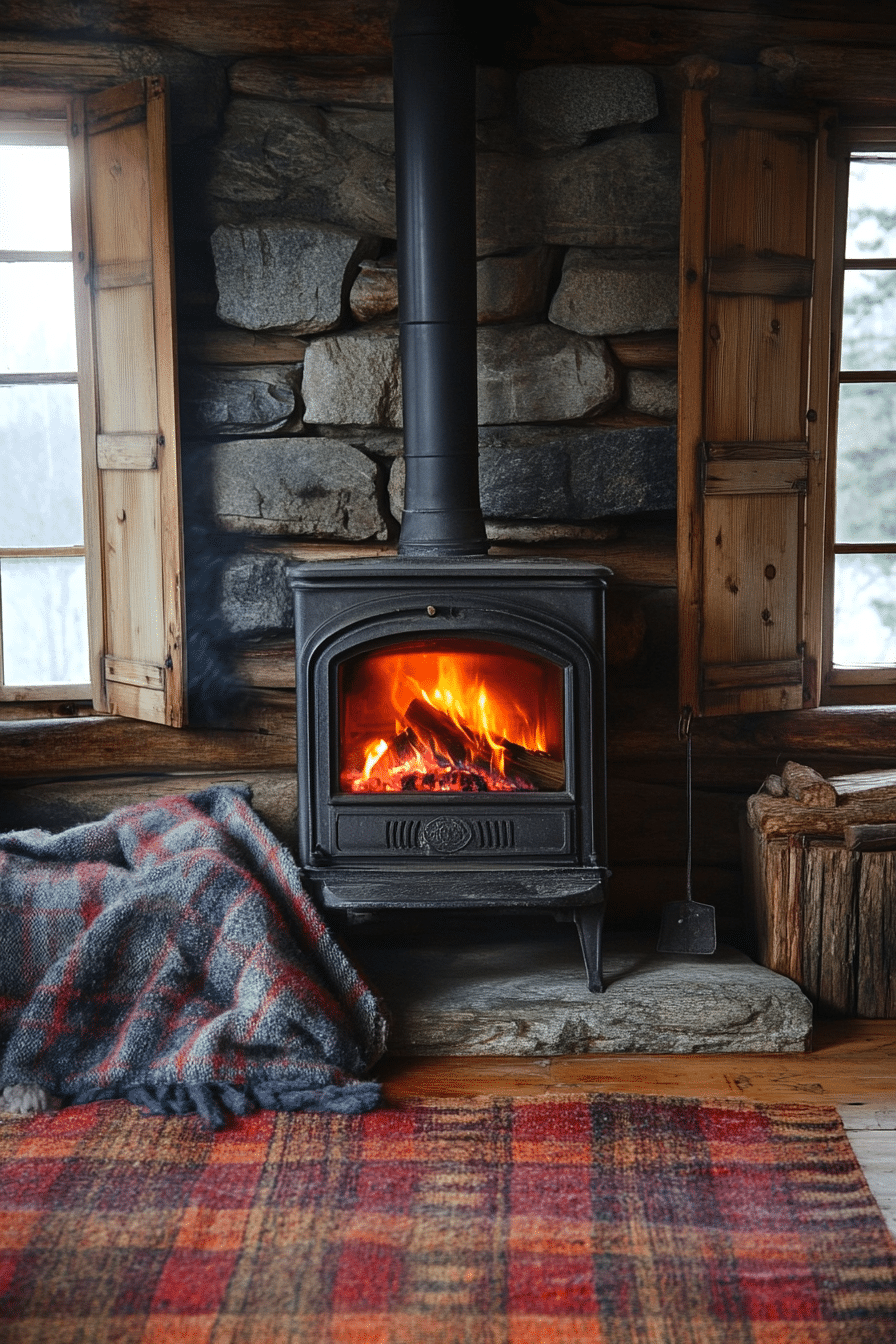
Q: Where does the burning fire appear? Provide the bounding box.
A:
[341,646,564,794]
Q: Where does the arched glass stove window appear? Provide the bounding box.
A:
[339,637,565,794]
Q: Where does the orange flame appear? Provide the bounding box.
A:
[341,646,562,794]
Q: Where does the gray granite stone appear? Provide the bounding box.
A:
[627,370,678,419]
[220,551,293,637]
[302,325,402,427]
[477,135,679,254]
[477,324,618,423]
[207,97,396,234]
[212,437,387,539]
[180,365,302,436]
[388,423,676,521]
[549,252,679,336]
[479,424,676,516]
[212,222,373,334]
[541,134,680,249]
[477,247,557,324]
[476,151,540,254]
[353,931,813,1055]
[518,65,659,145]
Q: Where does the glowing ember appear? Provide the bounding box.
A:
[340,644,564,794]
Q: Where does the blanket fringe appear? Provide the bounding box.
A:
[67,1079,382,1129]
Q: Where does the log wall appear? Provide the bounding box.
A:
[3,2,896,944]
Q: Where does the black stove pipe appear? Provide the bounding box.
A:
[392,0,489,557]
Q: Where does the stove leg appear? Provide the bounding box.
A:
[574,903,605,993]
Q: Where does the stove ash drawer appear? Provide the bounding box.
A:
[331,809,574,858]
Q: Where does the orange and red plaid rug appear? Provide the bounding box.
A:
[1,1092,894,1342]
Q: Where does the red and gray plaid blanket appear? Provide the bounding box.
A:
[0,786,387,1125]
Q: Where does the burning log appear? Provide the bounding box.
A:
[403,696,564,790]
[499,741,565,791]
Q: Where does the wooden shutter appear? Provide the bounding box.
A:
[678,93,836,717]
[69,77,186,725]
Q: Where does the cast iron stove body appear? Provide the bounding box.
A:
[289,556,610,990]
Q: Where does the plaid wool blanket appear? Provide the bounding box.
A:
[0,786,387,1125]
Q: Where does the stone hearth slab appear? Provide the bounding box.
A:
[351,925,812,1055]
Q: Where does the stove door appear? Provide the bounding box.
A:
[339,636,565,796]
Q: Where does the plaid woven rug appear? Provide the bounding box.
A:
[1,1093,894,1343]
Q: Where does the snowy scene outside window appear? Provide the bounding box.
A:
[0,141,89,690]
[833,154,896,668]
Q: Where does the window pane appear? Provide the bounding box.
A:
[845,156,896,259]
[840,269,896,371]
[1,556,88,685]
[833,554,896,667]
[0,145,72,251]
[0,261,77,373]
[835,382,896,543]
[0,384,83,547]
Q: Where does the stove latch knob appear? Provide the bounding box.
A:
[426,605,437,617]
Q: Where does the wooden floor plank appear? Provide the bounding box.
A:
[376,1020,896,1108]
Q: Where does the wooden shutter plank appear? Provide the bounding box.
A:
[707,256,814,298]
[103,655,165,690]
[706,442,809,459]
[704,658,803,691]
[704,456,808,495]
[704,295,809,443]
[701,493,800,664]
[77,77,186,726]
[93,262,153,289]
[69,95,105,713]
[96,432,159,469]
[145,76,186,729]
[708,120,812,255]
[679,93,835,718]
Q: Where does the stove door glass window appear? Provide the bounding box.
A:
[339,638,565,794]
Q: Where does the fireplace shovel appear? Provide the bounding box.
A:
[656,719,717,956]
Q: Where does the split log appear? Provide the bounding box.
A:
[844,823,896,853]
[780,761,838,808]
[828,768,896,806]
[747,793,896,840]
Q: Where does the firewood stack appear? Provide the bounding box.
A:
[745,764,896,1018]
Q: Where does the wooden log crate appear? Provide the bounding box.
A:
[744,764,896,1018]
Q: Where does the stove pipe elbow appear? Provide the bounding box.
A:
[392,0,489,557]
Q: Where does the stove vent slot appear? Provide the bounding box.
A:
[387,819,421,850]
[474,819,515,850]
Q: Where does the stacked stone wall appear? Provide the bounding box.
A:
[176,61,680,660]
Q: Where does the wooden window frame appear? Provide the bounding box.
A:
[821,125,896,707]
[0,81,187,727]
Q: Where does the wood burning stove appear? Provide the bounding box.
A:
[289,555,609,989]
[288,0,611,989]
